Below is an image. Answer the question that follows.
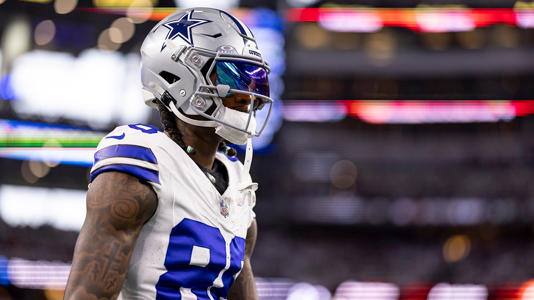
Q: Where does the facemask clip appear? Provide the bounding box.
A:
[216,84,231,97]
[193,96,208,110]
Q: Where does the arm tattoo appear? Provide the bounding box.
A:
[64,172,157,300]
[228,220,258,300]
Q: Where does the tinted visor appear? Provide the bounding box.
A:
[216,61,270,100]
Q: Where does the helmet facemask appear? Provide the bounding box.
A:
[140,8,273,145]
[176,47,273,145]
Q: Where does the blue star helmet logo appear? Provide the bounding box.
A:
[160,10,211,51]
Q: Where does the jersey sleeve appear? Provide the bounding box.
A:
[89,125,161,186]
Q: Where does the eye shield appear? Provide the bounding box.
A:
[187,50,274,138]
[215,60,270,108]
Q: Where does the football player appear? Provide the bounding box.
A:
[64,7,272,300]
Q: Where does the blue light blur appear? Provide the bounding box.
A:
[33,19,96,50]
[251,9,284,32]
[0,256,9,285]
[0,74,15,101]
[1,118,89,131]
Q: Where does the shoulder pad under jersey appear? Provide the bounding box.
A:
[89,124,163,185]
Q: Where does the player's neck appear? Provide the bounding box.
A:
[171,122,221,170]
[185,138,219,170]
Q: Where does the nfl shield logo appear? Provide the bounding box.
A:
[220,199,229,218]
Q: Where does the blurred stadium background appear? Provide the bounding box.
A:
[1,0,534,299]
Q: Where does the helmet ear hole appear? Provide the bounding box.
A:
[159,71,181,84]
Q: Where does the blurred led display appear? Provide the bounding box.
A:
[0,257,7,286]
[0,119,102,148]
[287,282,331,300]
[10,49,150,128]
[347,101,517,124]
[287,8,534,32]
[0,253,530,300]
[0,119,103,166]
[283,101,346,122]
[318,10,383,32]
[295,195,520,226]
[93,0,156,7]
[416,10,475,32]
[0,147,95,166]
[0,258,294,298]
[2,99,532,166]
[517,9,534,28]
[428,283,488,300]
[521,280,534,300]
[283,100,534,124]
[6,258,70,289]
[334,281,400,300]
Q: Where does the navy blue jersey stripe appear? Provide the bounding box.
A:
[221,10,248,37]
[90,164,160,184]
[94,144,157,164]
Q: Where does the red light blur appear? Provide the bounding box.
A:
[286,8,533,32]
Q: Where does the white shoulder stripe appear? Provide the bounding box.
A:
[91,157,158,173]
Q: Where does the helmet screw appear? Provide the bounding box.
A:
[194,97,206,109]
[191,55,202,67]
[179,89,186,97]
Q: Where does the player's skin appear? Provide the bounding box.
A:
[64,95,259,300]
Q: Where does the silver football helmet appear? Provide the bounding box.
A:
[140,7,273,146]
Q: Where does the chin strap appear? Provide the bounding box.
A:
[243,137,253,174]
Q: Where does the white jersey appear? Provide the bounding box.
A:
[89,124,257,300]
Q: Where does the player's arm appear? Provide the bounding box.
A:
[228,219,259,300]
[64,171,157,300]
